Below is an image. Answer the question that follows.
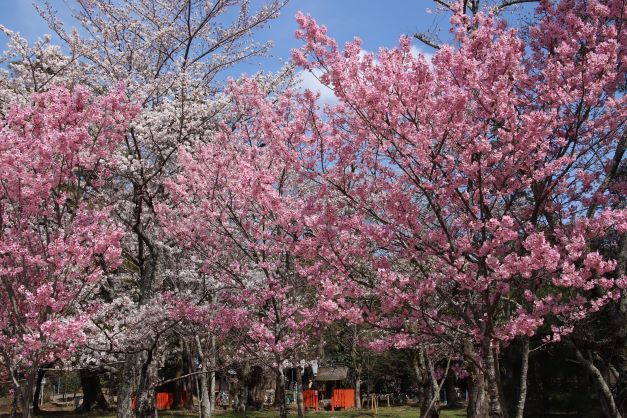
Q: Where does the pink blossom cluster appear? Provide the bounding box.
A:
[0,85,135,385]
[161,0,626,375]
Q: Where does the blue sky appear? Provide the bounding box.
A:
[245,0,447,70]
[0,0,537,98]
[0,1,445,71]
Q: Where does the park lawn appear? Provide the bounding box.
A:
[64,407,467,418]
[212,407,466,418]
[233,408,466,418]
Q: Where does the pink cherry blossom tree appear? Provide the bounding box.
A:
[160,78,324,418]
[0,85,136,418]
[169,1,624,417]
[1,2,291,415]
[288,1,625,416]
[1,2,621,418]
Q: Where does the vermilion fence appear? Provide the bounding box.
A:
[331,389,355,410]
[132,391,187,410]
[303,389,319,410]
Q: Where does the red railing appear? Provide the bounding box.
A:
[132,391,187,410]
[303,389,319,411]
[331,389,355,410]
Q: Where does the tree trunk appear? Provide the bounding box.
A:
[617,337,627,416]
[574,347,622,418]
[484,347,505,418]
[78,369,109,412]
[195,336,211,418]
[351,324,362,409]
[514,338,530,418]
[183,341,194,410]
[444,371,462,409]
[135,352,157,418]
[493,348,509,418]
[210,334,216,415]
[613,234,627,416]
[464,340,488,418]
[275,365,288,418]
[198,371,211,418]
[117,356,135,418]
[19,370,37,418]
[355,370,362,410]
[412,349,439,418]
[246,365,266,411]
[467,372,487,418]
[32,369,46,414]
[231,362,250,412]
[419,391,438,418]
[171,347,183,410]
[296,366,305,418]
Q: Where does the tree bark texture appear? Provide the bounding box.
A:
[514,338,530,418]
[78,369,109,412]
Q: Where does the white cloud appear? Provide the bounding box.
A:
[410,45,434,65]
[297,68,339,106]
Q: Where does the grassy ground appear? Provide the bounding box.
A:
[6,406,467,418]
[212,407,467,418]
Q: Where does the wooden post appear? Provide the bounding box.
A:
[367,394,378,414]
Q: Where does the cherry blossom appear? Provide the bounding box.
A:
[0,85,136,418]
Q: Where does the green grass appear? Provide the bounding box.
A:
[216,407,466,418]
[25,406,467,418]
[215,407,466,418]
[70,406,466,418]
